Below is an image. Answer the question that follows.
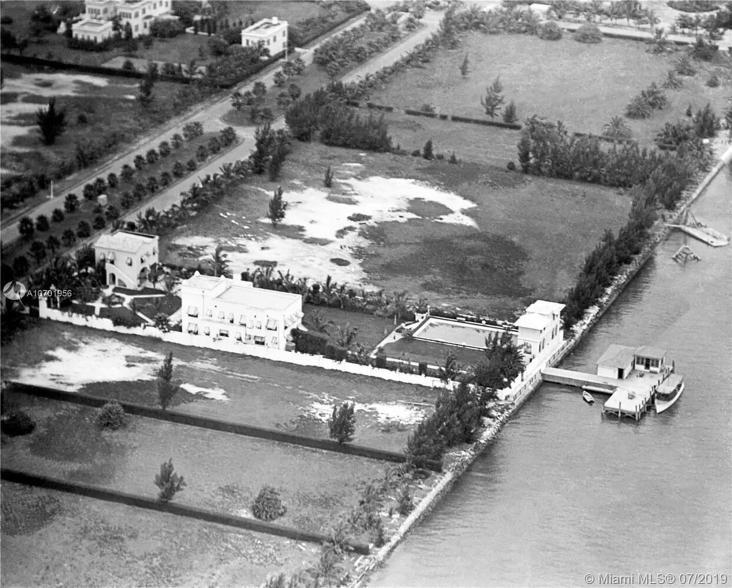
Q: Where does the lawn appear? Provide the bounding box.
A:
[2,321,437,452]
[1,481,320,587]
[303,303,396,350]
[161,140,629,318]
[1,394,389,535]
[368,32,732,147]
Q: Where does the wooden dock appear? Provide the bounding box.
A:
[541,366,671,421]
[666,224,729,247]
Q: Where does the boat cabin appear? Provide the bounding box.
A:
[633,346,666,374]
[656,374,683,400]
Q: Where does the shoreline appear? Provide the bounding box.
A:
[351,137,732,587]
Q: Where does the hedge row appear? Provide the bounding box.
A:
[0,53,191,84]
[1,468,370,554]
[449,114,521,130]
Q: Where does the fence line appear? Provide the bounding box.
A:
[1,469,370,554]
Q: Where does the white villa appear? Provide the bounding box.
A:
[94,230,159,289]
[180,273,303,351]
[70,0,173,42]
[241,16,288,57]
[515,300,565,358]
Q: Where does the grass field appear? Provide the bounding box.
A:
[368,32,732,147]
[162,140,629,318]
[303,303,396,349]
[2,321,437,452]
[1,481,319,587]
[1,395,388,534]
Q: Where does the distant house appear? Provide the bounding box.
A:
[515,300,565,357]
[94,230,159,289]
[71,0,173,42]
[241,16,288,57]
[180,272,302,350]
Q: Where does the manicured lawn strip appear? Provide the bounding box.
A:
[303,303,395,350]
[368,32,731,147]
[1,396,388,535]
[0,481,320,587]
[1,470,370,554]
[2,321,437,453]
[381,337,488,368]
[5,383,429,469]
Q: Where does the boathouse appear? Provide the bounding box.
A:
[596,344,635,380]
[633,346,666,374]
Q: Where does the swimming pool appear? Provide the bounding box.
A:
[412,317,511,350]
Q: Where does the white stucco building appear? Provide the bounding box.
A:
[180,273,303,351]
[94,230,159,289]
[515,300,565,358]
[241,16,288,57]
[71,0,172,42]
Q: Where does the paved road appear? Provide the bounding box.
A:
[0,12,371,245]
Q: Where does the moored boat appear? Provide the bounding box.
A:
[654,374,685,413]
[582,390,595,404]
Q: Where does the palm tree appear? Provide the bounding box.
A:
[305,309,333,335]
[386,290,409,324]
[209,244,231,278]
[603,116,632,140]
[335,323,359,349]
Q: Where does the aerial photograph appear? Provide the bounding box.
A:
[0,0,730,586]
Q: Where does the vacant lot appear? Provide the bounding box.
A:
[369,33,732,147]
[1,394,387,534]
[1,481,319,587]
[2,321,436,452]
[162,140,629,317]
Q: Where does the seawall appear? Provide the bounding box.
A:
[351,140,732,586]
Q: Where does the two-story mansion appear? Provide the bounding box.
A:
[94,230,159,288]
[241,16,288,57]
[515,300,565,359]
[71,0,172,43]
[181,273,303,351]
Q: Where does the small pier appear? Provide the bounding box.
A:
[667,210,729,248]
[541,345,679,421]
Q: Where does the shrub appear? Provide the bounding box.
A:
[507,160,516,171]
[538,21,562,40]
[92,215,106,230]
[252,486,286,521]
[96,401,127,429]
[663,70,683,89]
[154,458,186,502]
[503,100,517,124]
[77,221,91,238]
[625,94,653,119]
[574,23,602,43]
[51,208,64,223]
[449,152,458,164]
[675,55,696,76]
[1,410,35,436]
[397,486,414,515]
[64,193,79,213]
[707,73,720,87]
[329,402,356,444]
[186,159,197,171]
[324,165,334,187]
[35,214,50,232]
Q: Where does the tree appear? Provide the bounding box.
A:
[18,217,34,240]
[459,54,469,76]
[439,352,461,383]
[158,140,171,157]
[36,97,67,145]
[156,352,179,410]
[45,235,60,255]
[64,193,79,213]
[210,244,232,278]
[146,149,159,165]
[503,101,517,124]
[252,486,286,521]
[154,313,171,332]
[276,91,292,111]
[12,255,30,277]
[273,70,287,87]
[76,221,91,238]
[480,77,504,118]
[472,330,524,390]
[267,186,287,226]
[422,139,434,160]
[35,214,50,232]
[134,154,146,170]
[288,83,302,102]
[329,402,356,444]
[154,458,186,502]
[93,215,106,230]
[107,172,119,189]
[62,229,77,247]
[252,80,267,104]
[251,122,274,174]
[30,240,47,264]
[138,69,155,107]
[324,165,334,187]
